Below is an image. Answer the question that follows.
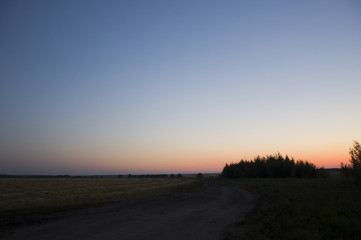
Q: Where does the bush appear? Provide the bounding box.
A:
[221,153,322,178]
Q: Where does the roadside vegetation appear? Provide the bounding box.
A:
[223,176,361,240]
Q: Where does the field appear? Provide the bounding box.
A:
[2,176,361,239]
[1,178,252,240]
[0,177,197,216]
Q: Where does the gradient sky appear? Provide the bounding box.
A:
[1,0,361,174]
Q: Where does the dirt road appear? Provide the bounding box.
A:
[3,181,255,240]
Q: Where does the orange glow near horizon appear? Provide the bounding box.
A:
[94,149,348,174]
[0,138,354,174]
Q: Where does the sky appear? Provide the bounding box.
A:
[1,0,361,175]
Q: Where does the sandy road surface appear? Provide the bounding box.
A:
[3,181,255,240]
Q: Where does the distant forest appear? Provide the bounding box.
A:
[221,153,326,178]
[126,174,183,178]
[0,174,184,179]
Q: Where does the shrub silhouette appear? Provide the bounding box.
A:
[341,140,361,184]
[221,153,322,178]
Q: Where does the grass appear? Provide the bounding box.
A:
[220,176,361,240]
[0,177,199,216]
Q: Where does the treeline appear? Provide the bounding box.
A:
[0,174,186,179]
[0,174,91,178]
[126,174,183,178]
[221,153,326,178]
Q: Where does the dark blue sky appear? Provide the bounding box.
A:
[1,0,361,174]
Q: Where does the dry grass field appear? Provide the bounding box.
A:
[0,177,196,216]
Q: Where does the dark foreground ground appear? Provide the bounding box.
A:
[2,181,255,240]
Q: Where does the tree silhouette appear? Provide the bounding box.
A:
[221,153,322,178]
[341,140,361,184]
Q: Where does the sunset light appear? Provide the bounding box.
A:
[1,0,360,175]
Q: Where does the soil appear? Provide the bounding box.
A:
[1,181,255,240]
